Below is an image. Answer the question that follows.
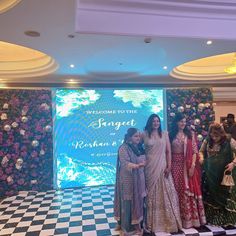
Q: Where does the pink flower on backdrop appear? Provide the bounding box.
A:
[31,151,38,158]
[32,186,38,191]
[39,118,46,123]
[201,115,206,120]
[0,170,5,180]
[35,124,43,132]
[9,96,20,106]
[10,155,17,161]
[22,140,30,145]
[13,142,20,150]
[35,135,42,140]
[6,139,14,146]
[21,146,27,151]
[6,190,15,195]
[20,151,27,158]
[31,171,37,177]
[202,130,208,136]
[7,131,13,137]
[23,134,29,139]
[21,124,29,130]
[22,105,29,113]
[39,94,50,100]
[17,179,25,185]
[5,167,13,174]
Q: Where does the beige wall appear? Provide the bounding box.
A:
[213,102,236,123]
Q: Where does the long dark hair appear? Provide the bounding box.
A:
[169,113,191,143]
[144,114,162,138]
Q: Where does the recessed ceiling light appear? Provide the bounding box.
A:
[163,66,168,70]
[24,31,40,37]
[68,34,75,38]
[70,64,75,68]
[206,40,212,45]
[144,37,152,43]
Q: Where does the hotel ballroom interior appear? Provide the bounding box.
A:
[1,0,236,236]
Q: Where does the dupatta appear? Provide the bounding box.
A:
[185,136,202,197]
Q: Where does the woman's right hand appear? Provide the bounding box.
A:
[225,162,235,172]
[164,166,171,178]
[138,161,146,168]
[199,153,204,165]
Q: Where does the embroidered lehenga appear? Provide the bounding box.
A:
[143,131,182,233]
[171,133,206,228]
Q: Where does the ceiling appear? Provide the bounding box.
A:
[0,0,236,87]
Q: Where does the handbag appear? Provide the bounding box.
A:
[221,170,235,187]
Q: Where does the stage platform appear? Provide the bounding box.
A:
[0,185,236,236]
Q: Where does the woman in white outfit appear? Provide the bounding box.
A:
[143,114,182,235]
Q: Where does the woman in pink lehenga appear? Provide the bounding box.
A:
[169,113,206,229]
[143,114,182,235]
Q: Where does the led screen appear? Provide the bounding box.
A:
[54,89,165,188]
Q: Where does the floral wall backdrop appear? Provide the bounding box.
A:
[0,87,214,198]
[0,89,53,198]
[166,88,215,145]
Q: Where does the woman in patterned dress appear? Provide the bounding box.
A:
[169,113,206,228]
[143,114,182,234]
[114,128,146,236]
[199,122,236,226]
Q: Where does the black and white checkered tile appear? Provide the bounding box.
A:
[0,185,236,236]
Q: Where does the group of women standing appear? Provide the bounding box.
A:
[114,113,236,236]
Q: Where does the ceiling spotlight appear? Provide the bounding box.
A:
[24,31,40,37]
[70,64,75,68]
[144,37,152,43]
[163,66,168,70]
[206,40,212,45]
[68,34,75,38]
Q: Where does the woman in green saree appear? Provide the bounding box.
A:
[199,123,236,226]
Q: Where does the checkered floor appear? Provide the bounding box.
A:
[0,186,236,236]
